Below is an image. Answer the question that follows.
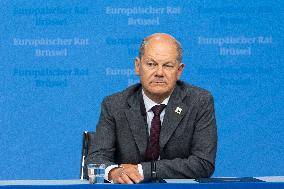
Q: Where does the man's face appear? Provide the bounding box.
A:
[135,39,184,102]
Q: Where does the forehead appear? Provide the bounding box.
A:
[143,40,178,61]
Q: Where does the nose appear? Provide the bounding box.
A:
[155,65,164,76]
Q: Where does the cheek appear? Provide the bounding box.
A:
[166,73,178,81]
[141,71,154,79]
[140,73,151,84]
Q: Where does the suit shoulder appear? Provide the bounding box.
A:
[179,81,212,97]
[102,84,141,108]
[178,81,214,105]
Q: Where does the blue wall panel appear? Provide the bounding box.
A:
[0,0,283,179]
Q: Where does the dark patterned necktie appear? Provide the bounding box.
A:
[145,104,166,161]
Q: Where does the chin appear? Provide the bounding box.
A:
[149,88,169,96]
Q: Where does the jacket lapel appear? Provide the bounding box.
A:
[160,84,188,150]
[125,88,148,156]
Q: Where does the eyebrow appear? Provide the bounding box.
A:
[145,58,175,64]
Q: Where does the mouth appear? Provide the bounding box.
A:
[151,81,166,85]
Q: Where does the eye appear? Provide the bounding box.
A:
[146,62,156,67]
[163,64,174,68]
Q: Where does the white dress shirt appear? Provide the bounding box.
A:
[142,90,170,134]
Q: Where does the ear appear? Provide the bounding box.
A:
[135,57,141,75]
[177,63,185,79]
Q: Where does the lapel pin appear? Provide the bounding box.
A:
[175,107,182,114]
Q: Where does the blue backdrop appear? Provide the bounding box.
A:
[0,0,283,179]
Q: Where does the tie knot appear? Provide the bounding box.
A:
[151,104,166,116]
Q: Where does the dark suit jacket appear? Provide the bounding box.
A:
[85,81,217,179]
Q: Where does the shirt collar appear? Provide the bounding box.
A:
[142,89,170,112]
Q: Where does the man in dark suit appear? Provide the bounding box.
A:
[86,33,217,184]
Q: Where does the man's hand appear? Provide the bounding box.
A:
[108,164,144,184]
